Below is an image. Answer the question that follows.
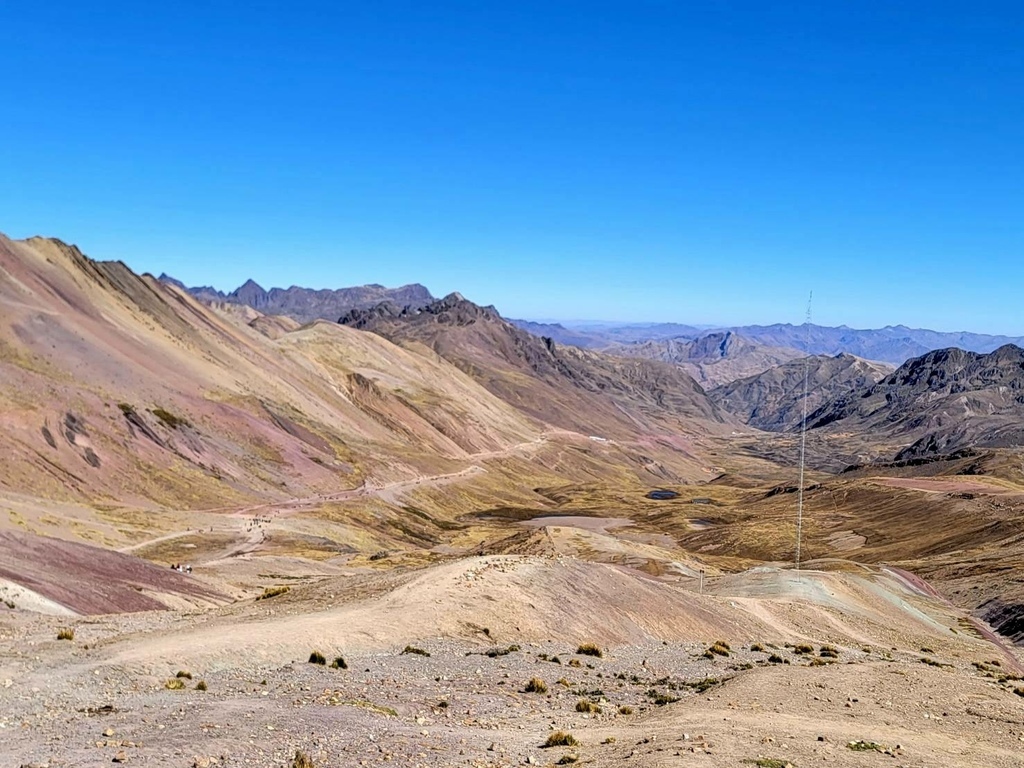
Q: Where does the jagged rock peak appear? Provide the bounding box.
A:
[341,293,501,328]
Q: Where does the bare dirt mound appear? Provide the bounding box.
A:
[0,530,227,615]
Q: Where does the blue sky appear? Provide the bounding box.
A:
[3,2,1023,332]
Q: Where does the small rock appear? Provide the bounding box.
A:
[103,728,115,737]
[112,752,127,763]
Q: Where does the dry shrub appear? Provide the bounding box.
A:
[576,643,602,658]
[57,627,75,641]
[525,677,548,694]
[308,650,326,665]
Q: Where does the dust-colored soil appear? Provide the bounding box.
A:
[2,555,1023,767]
[0,530,226,615]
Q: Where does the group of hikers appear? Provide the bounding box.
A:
[170,563,192,574]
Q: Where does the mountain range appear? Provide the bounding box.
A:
[165,275,1024,369]
[512,319,1024,366]
[160,274,435,324]
[338,294,725,445]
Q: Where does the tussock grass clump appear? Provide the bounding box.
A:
[524,677,548,694]
[401,645,430,657]
[195,680,207,691]
[164,678,186,690]
[575,699,602,713]
[744,759,794,768]
[749,643,765,652]
[576,643,603,657]
[618,705,633,715]
[331,656,347,670]
[308,650,327,665]
[767,654,788,664]
[1014,687,1024,698]
[567,658,582,668]
[920,657,951,668]
[257,586,290,600]
[556,755,578,765]
[176,670,193,679]
[920,646,935,654]
[542,731,579,748]
[292,750,315,768]
[793,644,814,655]
[819,645,840,658]
[705,642,730,657]
[57,627,75,641]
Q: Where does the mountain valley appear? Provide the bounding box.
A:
[2,233,1024,767]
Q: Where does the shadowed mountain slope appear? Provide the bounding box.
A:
[340,294,730,440]
[710,353,894,431]
[806,345,1024,458]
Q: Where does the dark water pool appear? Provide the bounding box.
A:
[645,489,679,500]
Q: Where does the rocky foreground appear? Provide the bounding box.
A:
[3,556,1024,768]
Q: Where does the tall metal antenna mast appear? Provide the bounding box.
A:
[795,291,813,575]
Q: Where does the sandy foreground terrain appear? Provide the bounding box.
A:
[3,555,1024,768]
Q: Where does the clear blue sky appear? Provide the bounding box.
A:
[3,2,1023,332]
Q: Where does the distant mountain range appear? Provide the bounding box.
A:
[511,319,1024,366]
[159,275,434,324]
[602,331,804,388]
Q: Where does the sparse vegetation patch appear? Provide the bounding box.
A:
[576,643,602,657]
[151,407,188,429]
[257,585,290,600]
[401,645,430,657]
[56,627,75,641]
[308,650,326,665]
[847,740,884,752]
